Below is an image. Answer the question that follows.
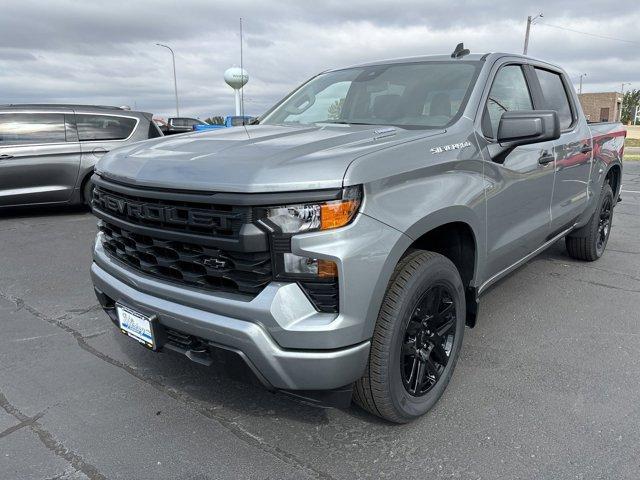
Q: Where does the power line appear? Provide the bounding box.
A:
[536,21,640,46]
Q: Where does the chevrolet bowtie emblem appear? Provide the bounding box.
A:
[202,257,227,269]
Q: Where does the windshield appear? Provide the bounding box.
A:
[261,61,480,129]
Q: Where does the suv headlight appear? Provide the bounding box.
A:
[265,185,362,234]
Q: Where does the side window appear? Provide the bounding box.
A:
[75,114,137,141]
[0,113,66,146]
[484,65,533,138]
[534,68,574,130]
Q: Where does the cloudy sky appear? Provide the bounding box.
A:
[1,0,639,119]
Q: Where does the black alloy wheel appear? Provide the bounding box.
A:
[353,250,465,423]
[401,284,456,396]
[596,194,612,256]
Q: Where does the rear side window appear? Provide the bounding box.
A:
[484,65,533,138]
[534,68,574,130]
[75,114,137,141]
[0,113,67,145]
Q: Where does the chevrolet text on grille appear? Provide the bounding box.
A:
[95,191,236,228]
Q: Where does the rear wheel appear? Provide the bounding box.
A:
[353,250,465,423]
[565,183,614,261]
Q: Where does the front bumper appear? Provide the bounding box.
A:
[90,211,407,391]
[92,261,370,390]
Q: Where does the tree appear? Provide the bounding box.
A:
[204,116,225,125]
[621,89,640,124]
[327,98,345,120]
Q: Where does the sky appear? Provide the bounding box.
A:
[1,0,639,119]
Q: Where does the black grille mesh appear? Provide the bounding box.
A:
[99,222,271,296]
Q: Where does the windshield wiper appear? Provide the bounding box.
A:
[318,120,377,125]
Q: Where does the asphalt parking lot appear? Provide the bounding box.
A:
[1,164,639,480]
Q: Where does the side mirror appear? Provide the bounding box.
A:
[497,110,561,148]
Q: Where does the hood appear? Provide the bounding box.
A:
[96,124,442,193]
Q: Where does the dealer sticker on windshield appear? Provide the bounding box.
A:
[116,304,155,349]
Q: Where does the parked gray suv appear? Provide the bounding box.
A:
[90,51,625,422]
[0,104,162,208]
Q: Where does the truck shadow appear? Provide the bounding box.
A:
[107,328,387,425]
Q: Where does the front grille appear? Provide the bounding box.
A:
[99,222,272,295]
[92,180,339,313]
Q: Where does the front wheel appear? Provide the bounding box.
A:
[353,250,466,423]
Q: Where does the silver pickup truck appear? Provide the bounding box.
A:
[90,50,625,423]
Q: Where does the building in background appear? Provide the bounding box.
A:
[578,92,623,122]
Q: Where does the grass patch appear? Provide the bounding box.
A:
[624,154,640,161]
[626,138,640,148]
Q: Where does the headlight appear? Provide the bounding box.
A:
[265,185,362,234]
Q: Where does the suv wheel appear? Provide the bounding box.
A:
[353,250,465,423]
[565,182,614,261]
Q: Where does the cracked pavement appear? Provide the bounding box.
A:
[1,163,639,479]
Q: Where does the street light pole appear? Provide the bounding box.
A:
[156,43,180,117]
[523,13,543,55]
[578,73,587,94]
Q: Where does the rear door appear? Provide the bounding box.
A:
[479,62,557,278]
[75,113,139,164]
[0,111,81,206]
[531,67,592,233]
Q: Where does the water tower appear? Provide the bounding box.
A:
[224,67,249,116]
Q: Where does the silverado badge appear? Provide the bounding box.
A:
[430,141,472,155]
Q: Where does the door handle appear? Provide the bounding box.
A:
[0,154,14,160]
[580,145,593,154]
[538,151,555,165]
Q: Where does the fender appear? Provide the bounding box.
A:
[362,206,484,336]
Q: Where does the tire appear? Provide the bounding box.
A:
[353,250,466,423]
[83,178,94,207]
[565,182,614,261]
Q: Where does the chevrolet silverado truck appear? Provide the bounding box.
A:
[90,49,625,423]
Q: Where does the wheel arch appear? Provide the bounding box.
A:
[368,208,484,331]
[605,162,622,199]
[79,169,95,203]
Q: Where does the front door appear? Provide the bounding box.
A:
[479,63,556,278]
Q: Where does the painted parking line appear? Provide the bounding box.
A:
[621,189,640,194]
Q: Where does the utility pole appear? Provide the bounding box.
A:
[523,13,543,55]
[578,73,587,94]
[156,43,180,117]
